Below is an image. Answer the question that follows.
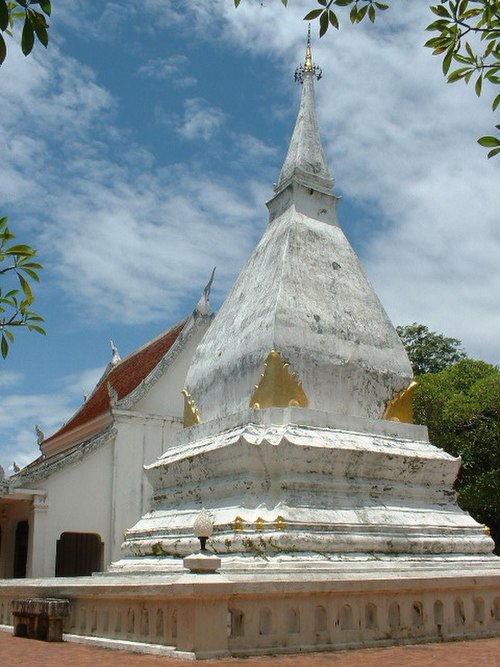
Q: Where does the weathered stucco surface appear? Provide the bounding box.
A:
[186,192,413,424]
[115,419,493,564]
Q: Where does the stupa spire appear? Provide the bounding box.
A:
[275,27,333,195]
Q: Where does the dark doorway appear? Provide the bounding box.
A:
[13,520,29,578]
[55,532,103,577]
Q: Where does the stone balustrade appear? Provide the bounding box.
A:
[0,570,499,658]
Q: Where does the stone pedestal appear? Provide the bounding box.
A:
[12,598,70,642]
[183,552,221,574]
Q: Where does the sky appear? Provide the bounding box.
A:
[0,0,499,473]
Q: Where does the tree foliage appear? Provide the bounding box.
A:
[0,216,45,358]
[414,359,500,551]
[397,322,466,375]
[0,0,51,66]
[1,2,50,357]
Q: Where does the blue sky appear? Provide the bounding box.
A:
[1,0,499,472]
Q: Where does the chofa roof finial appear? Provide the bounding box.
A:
[195,267,216,316]
[110,340,121,366]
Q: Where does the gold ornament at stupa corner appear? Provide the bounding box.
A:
[250,350,308,410]
[383,381,417,424]
[182,389,200,428]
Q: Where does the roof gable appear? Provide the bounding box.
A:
[42,319,187,452]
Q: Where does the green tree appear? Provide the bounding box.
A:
[397,322,466,375]
[0,0,51,65]
[1,2,49,356]
[414,359,500,551]
[0,216,45,358]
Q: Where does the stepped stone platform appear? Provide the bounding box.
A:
[1,559,499,659]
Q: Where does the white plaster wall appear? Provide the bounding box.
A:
[109,414,183,563]
[1,569,500,656]
[14,414,182,576]
[6,322,209,578]
[29,440,114,577]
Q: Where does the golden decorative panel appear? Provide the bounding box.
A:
[182,389,200,428]
[255,517,265,532]
[233,516,243,532]
[383,381,417,424]
[250,350,308,410]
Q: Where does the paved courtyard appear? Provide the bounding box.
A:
[0,631,499,667]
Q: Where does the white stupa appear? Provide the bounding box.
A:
[114,33,494,573]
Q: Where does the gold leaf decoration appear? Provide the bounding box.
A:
[249,349,308,410]
[182,389,200,428]
[383,381,417,424]
[275,515,285,531]
[255,517,265,532]
[233,516,243,532]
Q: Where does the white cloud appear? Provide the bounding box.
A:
[156,97,227,141]
[1,2,498,363]
[175,97,226,141]
[43,164,261,324]
[137,55,197,86]
[234,134,279,162]
[0,43,264,327]
[0,371,24,389]
[0,366,108,471]
[55,1,138,41]
[0,392,74,470]
[64,367,105,398]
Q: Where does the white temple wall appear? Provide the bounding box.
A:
[109,413,182,563]
[28,441,114,577]
[110,420,144,563]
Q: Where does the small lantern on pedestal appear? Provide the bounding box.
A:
[183,509,221,574]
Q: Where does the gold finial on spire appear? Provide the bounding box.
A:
[294,25,322,84]
[304,24,313,73]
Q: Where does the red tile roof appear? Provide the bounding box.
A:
[42,319,187,447]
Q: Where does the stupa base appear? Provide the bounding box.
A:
[1,559,499,659]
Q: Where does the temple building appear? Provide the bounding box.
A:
[0,33,499,659]
[0,309,212,578]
